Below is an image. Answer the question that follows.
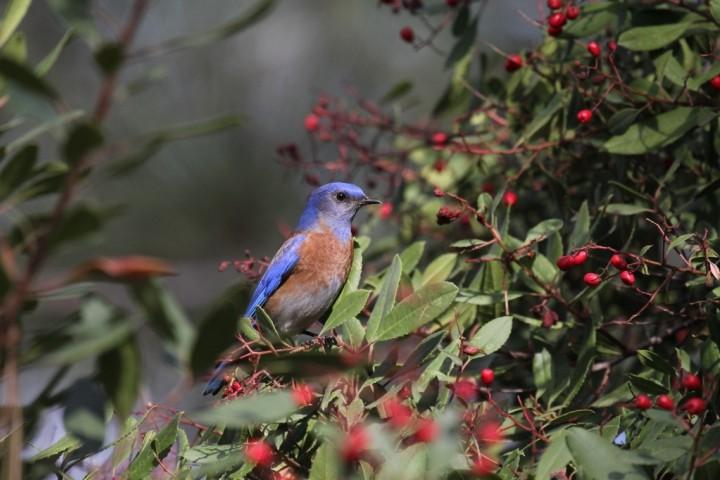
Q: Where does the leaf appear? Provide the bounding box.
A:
[29,435,81,461]
[636,349,674,376]
[399,240,425,273]
[604,107,718,155]
[468,316,513,355]
[536,430,572,480]
[568,201,590,249]
[366,255,402,342]
[562,2,622,37]
[561,328,595,407]
[192,391,298,427]
[70,256,174,282]
[618,22,696,51]
[190,296,242,378]
[565,428,650,480]
[525,219,563,243]
[127,414,179,479]
[257,351,356,378]
[63,378,106,456]
[0,55,57,98]
[0,143,37,200]
[36,28,74,76]
[0,0,31,48]
[533,348,553,398]
[457,291,524,306]
[62,122,103,165]
[380,80,413,104]
[607,108,640,135]
[444,16,477,69]
[532,253,557,285]
[628,374,668,395]
[420,253,456,286]
[6,109,84,155]
[516,92,563,146]
[321,289,370,334]
[374,282,458,341]
[604,203,652,216]
[308,442,341,480]
[42,319,134,366]
[97,335,140,419]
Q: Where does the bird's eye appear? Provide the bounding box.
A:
[335,192,347,201]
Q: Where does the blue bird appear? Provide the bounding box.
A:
[203,182,380,395]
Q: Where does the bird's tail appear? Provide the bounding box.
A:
[202,361,228,396]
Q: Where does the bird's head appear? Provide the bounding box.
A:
[297,182,380,234]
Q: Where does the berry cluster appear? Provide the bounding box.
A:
[545,0,581,37]
[557,250,639,288]
[633,372,707,416]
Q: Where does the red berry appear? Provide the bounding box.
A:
[384,397,413,429]
[436,206,462,225]
[566,5,580,19]
[476,421,503,444]
[577,109,593,124]
[432,131,448,147]
[548,25,563,37]
[583,272,602,287]
[480,368,495,386]
[610,254,627,270]
[304,113,320,132]
[557,255,574,271]
[414,417,439,443]
[656,394,675,411]
[675,328,690,344]
[245,440,274,467]
[547,0,564,9]
[340,426,368,462]
[502,190,518,206]
[634,394,652,410]
[684,397,706,415]
[504,54,523,72]
[446,0,460,6]
[548,12,566,28]
[291,383,314,406]
[433,159,447,172]
[379,202,394,219]
[571,250,588,266]
[619,270,635,286]
[587,41,601,57]
[472,456,497,476]
[452,379,477,401]
[608,40,618,52]
[433,186,444,197]
[400,26,414,43]
[682,373,702,391]
[709,75,720,90]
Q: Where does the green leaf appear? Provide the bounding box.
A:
[568,201,590,249]
[192,391,298,427]
[607,108,640,135]
[562,2,622,37]
[339,241,364,298]
[445,16,477,69]
[0,143,37,200]
[97,335,140,419]
[516,92,563,146]
[533,348,553,398]
[308,442,341,480]
[127,414,179,479]
[0,0,31,48]
[712,0,720,24]
[525,219,563,243]
[380,80,413,104]
[374,282,458,341]
[604,107,718,155]
[421,253,456,286]
[321,289,370,334]
[366,255,402,342]
[189,299,241,378]
[618,22,696,51]
[536,430,572,480]
[628,374,668,395]
[42,319,134,366]
[0,54,57,98]
[468,315,513,355]
[63,378,106,455]
[62,122,103,165]
[35,28,74,76]
[566,428,650,480]
[561,328,595,407]
[604,203,652,216]
[29,435,81,461]
[637,349,674,376]
[532,253,557,285]
[399,240,425,273]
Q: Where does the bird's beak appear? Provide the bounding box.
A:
[359,197,382,206]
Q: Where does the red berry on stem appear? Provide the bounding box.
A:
[379,202,393,219]
[452,379,477,401]
[504,54,523,72]
[709,75,720,90]
[571,250,588,266]
[548,12,566,28]
[548,25,563,37]
[634,394,652,410]
[547,0,564,10]
[583,272,602,287]
[476,421,503,444]
[503,190,518,206]
[620,270,635,286]
[414,417,439,443]
[304,113,320,132]
[384,397,413,429]
[400,26,414,43]
[610,254,627,270]
[566,5,580,19]
[656,394,674,411]
[682,373,702,391]
[245,440,274,467]
[608,40,618,52]
[587,41,601,57]
[472,456,497,476]
[340,426,368,462]
[433,186,444,197]
[577,109,593,124]
[684,397,706,415]
[557,255,574,271]
[480,368,495,386]
[432,131,448,147]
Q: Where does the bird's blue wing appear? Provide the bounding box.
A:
[243,233,305,318]
[203,234,305,395]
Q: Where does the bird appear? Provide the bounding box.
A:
[203,182,380,395]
